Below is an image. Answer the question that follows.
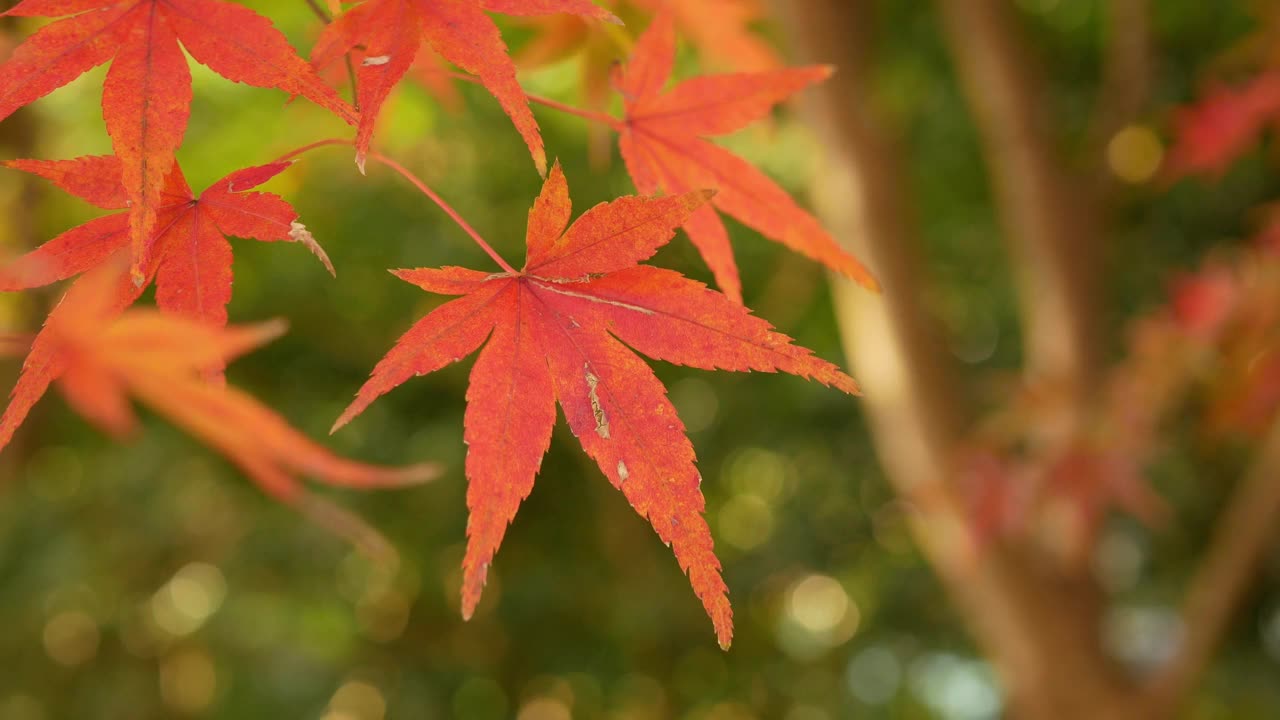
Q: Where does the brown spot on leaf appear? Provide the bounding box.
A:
[585,364,609,438]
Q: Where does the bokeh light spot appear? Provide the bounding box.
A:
[328,680,387,720]
[158,649,217,713]
[909,653,1000,720]
[846,646,902,705]
[717,495,774,551]
[151,563,226,637]
[1107,125,1163,184]
[776,574,861,659]
[42,611,99,667]
[724,447,792,501]
[788,575,850,635]
[517,697,572,720]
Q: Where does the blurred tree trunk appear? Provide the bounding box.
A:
[768,2,1147,718]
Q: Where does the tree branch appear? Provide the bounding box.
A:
[1087,0,1154,165]
[770,3,1138,718]
[935,0,1100,406]
[1143,415,1280,715]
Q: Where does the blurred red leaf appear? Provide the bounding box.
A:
[1167,72,1280,177]
[0,266,438,520]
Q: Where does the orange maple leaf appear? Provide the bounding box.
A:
[310,0,620,174]
[1,155,332,333]
[513,0,780,168]
[0,264,437,536]
[332,163,859,648]
[608,10,877,302]
[0,0,358,283]
[518,0,779,75]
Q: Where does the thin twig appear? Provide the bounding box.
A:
[273,139,519,274]
[303,0,331,23]
[303,0,360,110]
[344,54,360,112]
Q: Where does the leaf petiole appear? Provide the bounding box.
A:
[273,139,519,274]
[436,70,625,130]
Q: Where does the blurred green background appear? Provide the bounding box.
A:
[1,1,1280,718]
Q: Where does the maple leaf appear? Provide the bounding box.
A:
[609,10,876,303]
[630,0,778,73]
[0,264,438,520]
[331,163,859,648]
[311,0,620,174]
[517,0,779,76]
[0,0,357,282]
[513,0,779,169]
[1167,72,1280,177]
[0,154,332,333]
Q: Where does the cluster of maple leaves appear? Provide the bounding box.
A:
[0,0,872,647]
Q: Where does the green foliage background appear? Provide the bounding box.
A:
[1,2,1279,718]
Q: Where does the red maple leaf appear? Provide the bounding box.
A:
[1167,72,1280,177]
[311,0,620,174]
[609,10,876,302]
[511,0,779,170]
[0,0,358,282]
[0,265,437,546]
[629,0,778,73]
[518,0,779,76]
[1,154,332,331]
[331,163,859,647]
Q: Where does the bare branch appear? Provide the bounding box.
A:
[770,3,1138,718]
[1088,0,1154,162]
[1144,416,1280,715]
[935,0,1100,409]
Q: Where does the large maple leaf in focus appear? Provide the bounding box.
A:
[0,154,332,330]
[609,10,876,302]
[331,163,859,647]
[0,265,437,525]
[311,0,619,174]
[0,0,358,282]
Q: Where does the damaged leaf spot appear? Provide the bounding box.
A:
[617,460,629,481]
[362,55,392,67]
[289,221,336,277]
[585,364,609,438]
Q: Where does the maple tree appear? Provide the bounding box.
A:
[2,0,1278,718]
